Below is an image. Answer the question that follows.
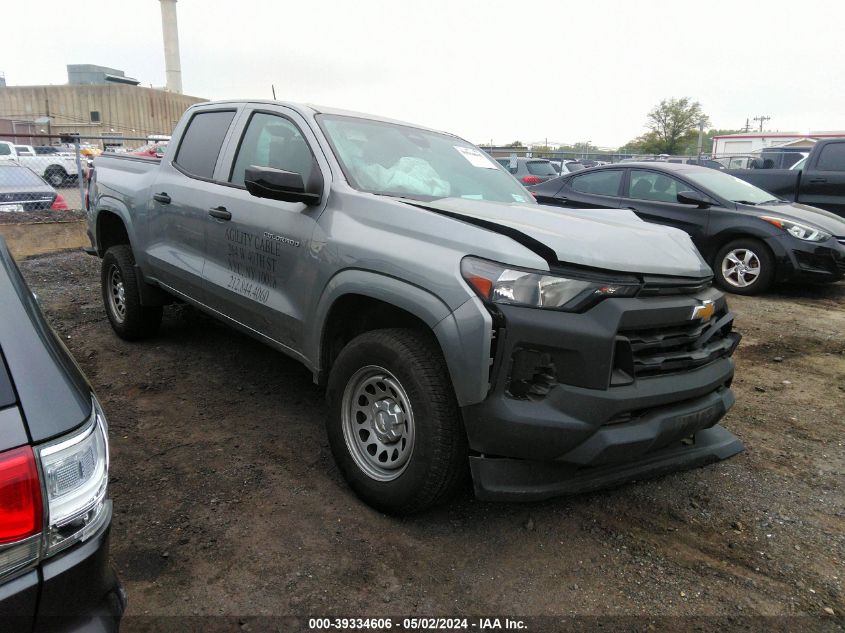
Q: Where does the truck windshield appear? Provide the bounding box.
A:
[318,114,533,204]
[685,170,780,205]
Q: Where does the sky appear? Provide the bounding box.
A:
[3,0,845,148]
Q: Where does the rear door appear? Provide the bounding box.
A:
[145,107,239,301]
[555,169,624,209]
[619,169,712,246]
[800,141,845,217]
[201,105,328,352]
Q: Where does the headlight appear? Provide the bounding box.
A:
[38,399,110,555]
[761,216,832,242]
[461,256,639,311]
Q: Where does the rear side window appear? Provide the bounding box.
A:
[628,171,687,203]
[815,143,845,171]
[174,110,236,179]
[570,170,623,196]
[526,160,556,176]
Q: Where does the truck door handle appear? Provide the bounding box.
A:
[809,177,827,183]
[153,192,171,204]
[208,206,232,221]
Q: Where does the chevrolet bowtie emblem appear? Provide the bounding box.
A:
[691,300,715,321]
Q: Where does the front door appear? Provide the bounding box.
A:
[202,107,325,352]
[801,141,845,217]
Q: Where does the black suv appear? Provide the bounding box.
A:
[0,238,124,631]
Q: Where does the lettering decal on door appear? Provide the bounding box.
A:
[224,226,290,304]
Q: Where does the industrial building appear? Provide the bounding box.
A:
[0,76,205,146]
[712,131,845,156]
[0,0,201,147]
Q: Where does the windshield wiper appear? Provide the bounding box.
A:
[732,200,762,205]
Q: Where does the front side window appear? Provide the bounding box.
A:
[628,171,688,203]
[569,170,622,196]
[230,113,314,187]
[319,114,533,204]
[815,143,845,171]
[684,169,777,204]
[174,110,236,179]
[0,144,11,156]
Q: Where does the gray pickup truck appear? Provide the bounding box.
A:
[87,100,743,513]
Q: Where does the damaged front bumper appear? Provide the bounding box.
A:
[462,286,744,501]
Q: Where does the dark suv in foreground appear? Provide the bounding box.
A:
[0,238,124,631]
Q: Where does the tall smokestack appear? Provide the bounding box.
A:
[158,0,183,94]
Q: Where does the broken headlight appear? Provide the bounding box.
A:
[461,256,639,312]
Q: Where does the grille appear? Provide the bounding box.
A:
[616,315,738,378]
[837,258,845,274]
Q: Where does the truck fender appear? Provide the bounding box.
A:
[92,197,137,256]
[307,270,493,407]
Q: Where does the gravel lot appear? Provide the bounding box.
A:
[18,250,845,632]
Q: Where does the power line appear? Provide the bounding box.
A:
[752,115,771,132]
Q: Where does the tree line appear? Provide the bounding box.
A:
[503,98,743,156]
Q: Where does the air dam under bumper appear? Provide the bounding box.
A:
[463,293,743,502]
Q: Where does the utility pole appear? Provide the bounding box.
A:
[697,119,706,157]
[742,118,751,133]
[753,115,770,132]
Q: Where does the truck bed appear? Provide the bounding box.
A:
[727,168,800,201]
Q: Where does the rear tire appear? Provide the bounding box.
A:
[45,167,66,188]
[326,328,467,514]
[101,245,162,340]
[713,238,775,295]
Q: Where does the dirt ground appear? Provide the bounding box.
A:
[18,250,844,632]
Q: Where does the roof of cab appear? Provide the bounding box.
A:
[186,99,453,137]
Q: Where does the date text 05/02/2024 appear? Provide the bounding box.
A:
[308,618,527,630]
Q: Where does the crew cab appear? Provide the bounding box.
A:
[0,141,80,188]
[728,139,845,218]
[87,100,743,514]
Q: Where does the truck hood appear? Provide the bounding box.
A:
[409,197,712,278]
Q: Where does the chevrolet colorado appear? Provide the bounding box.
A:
[87,100,743,513]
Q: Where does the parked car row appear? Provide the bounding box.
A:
[529,162,845,294]
[0,142,80,188]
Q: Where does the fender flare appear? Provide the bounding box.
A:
[92,197,137,257]
[306,269,492,407]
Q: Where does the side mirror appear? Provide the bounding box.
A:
[244,165,322,205]
[677,190,711,208]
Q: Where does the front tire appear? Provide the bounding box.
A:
[714,238,775,295]
[326,328,467,514]
[101,245,162,340]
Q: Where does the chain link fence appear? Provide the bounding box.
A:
[0,133,161,215]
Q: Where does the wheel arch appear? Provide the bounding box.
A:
[94,204,135,257]
[308,270,492,407]
[704,227,780,266]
